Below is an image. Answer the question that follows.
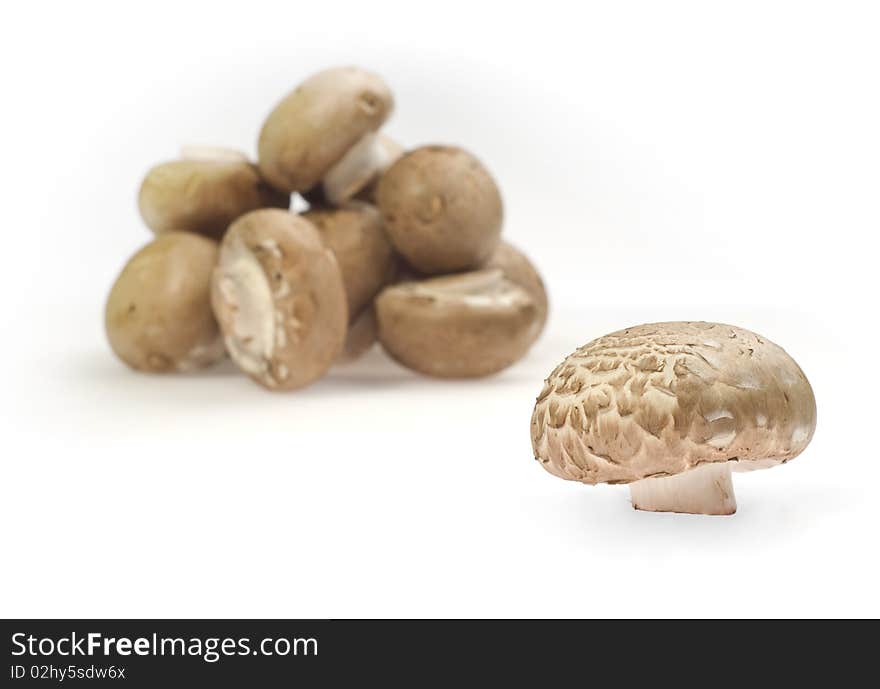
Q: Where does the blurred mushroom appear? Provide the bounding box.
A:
[304,202,396,317]
[376,269,539,378]
[483,241,548,341]
[376,145,503,274]
[257,66,394,203]
[531,322,817,515]
[211,209,348,390]
[138,146,288,239]
[105,232,225,372]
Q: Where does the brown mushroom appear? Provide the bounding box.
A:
[483,241,549,341]
[138,146,288,239]
[375,269,540,378]
[376,145,503,274]
[211,209,348,390]
[257,66,394,202]
[105,232,225,372]
[304,202,396,317]
[531,322,817,515]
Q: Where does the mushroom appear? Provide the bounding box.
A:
[376,145,503,274]
[210,208,348,390]
[105,232,225,372]
[531,322,817,515]
[482,241,549,341]
[304,202,396,317]
[138,146,288,239]
[304,201,396,364]
[257,66,394,203]
[375,269,540,378]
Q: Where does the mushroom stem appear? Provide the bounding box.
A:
[629,463,736,515]
[322,133,391,204]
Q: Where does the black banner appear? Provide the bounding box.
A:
[0,619,872,685]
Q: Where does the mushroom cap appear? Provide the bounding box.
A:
[531,322,817,485]
[482,241,549,341]
[304,202,396,317]
[257,66,394,194]
[375,269,539,378]
[376,145,503,274]
[211,208,348,390]
[105,232,225,372]
[138,157,288,239]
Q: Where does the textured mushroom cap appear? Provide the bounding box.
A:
[532,322,817,484]
[376,269,539,378]
[105,232,225,372]
[138,158,288,239]
[211,209,348,390]
[257,66,394,194]
[376,145,503,274]
[482,241,548,341]
[304,202,396,317]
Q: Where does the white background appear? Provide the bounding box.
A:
[2,1,878,618]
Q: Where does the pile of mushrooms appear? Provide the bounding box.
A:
[105,66,548,388]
